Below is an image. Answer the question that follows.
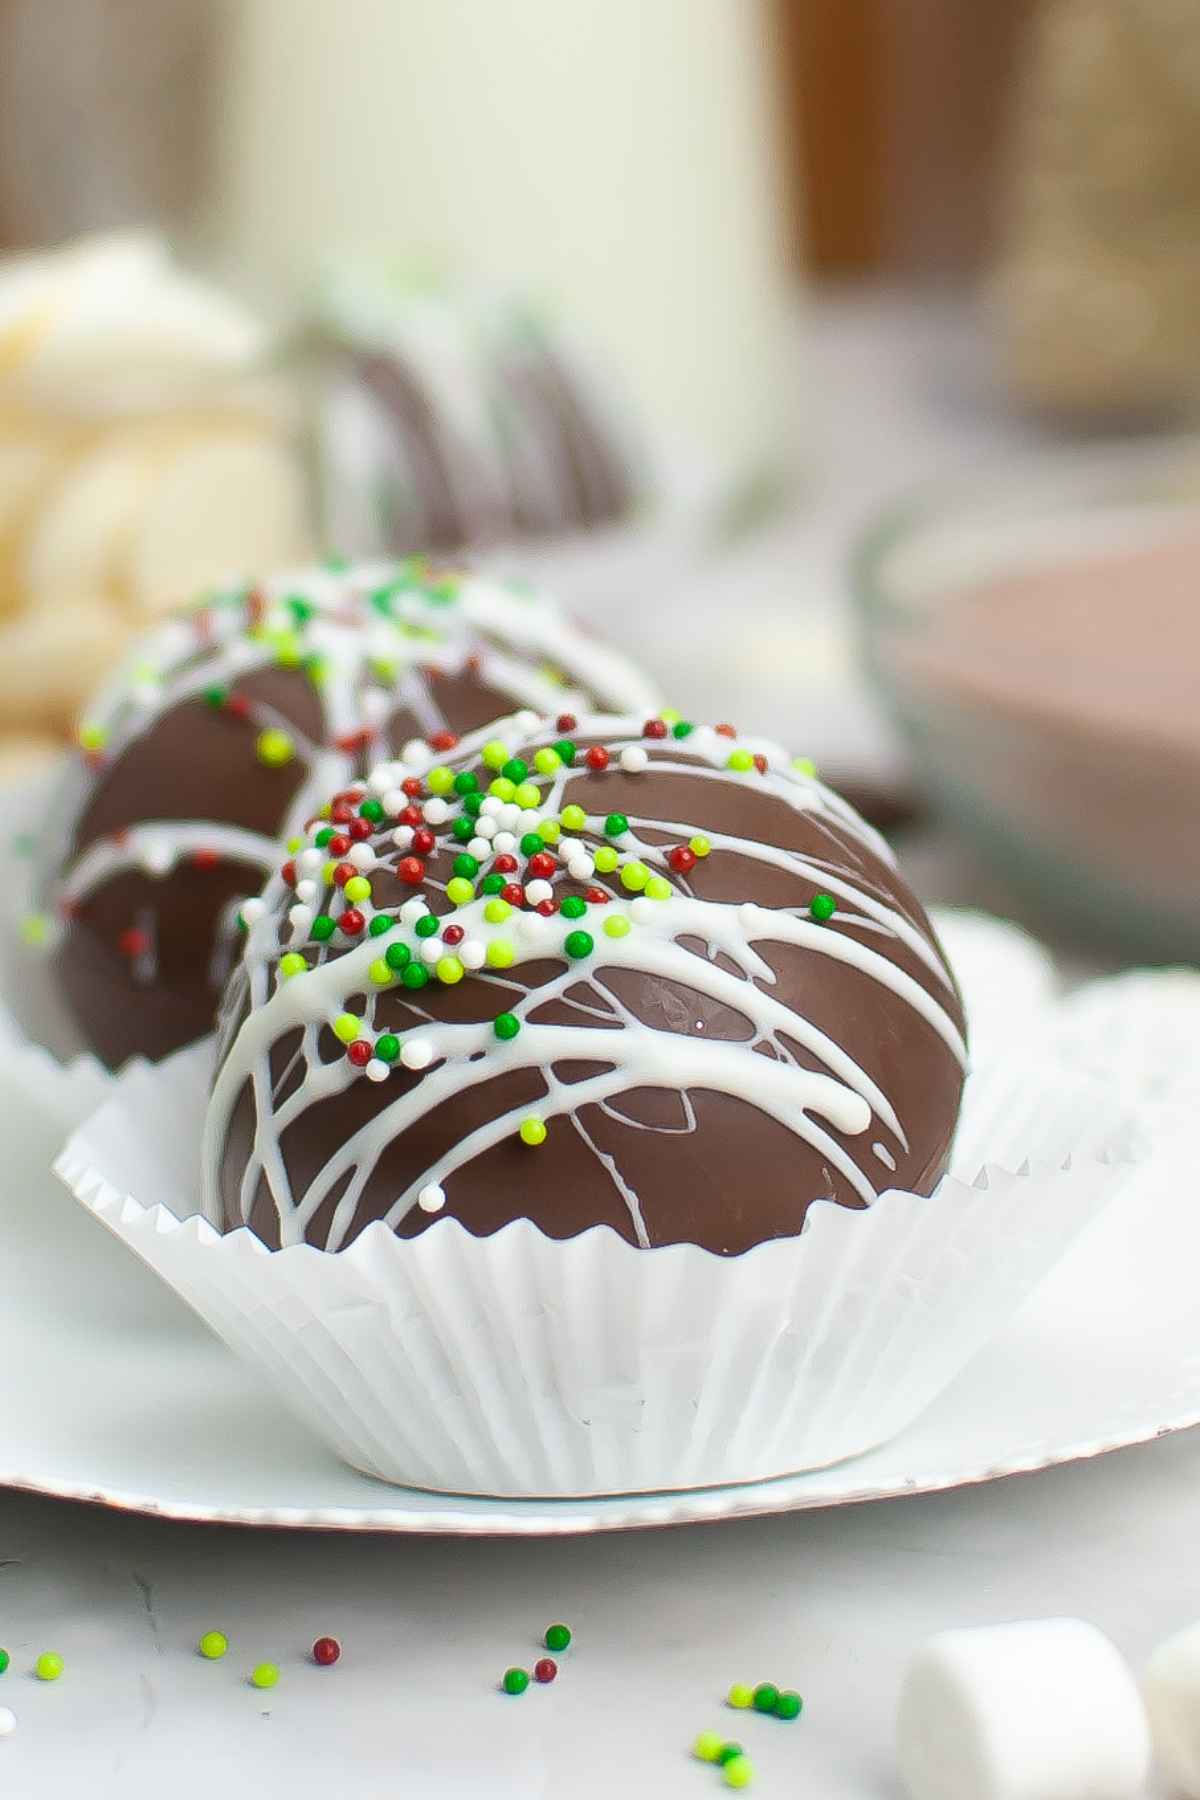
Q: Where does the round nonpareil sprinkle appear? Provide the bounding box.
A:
[752,1682,779,1713]
[312,1637,340,1666]
[0,1649,9,1675]
[727,1684,753,1710]
[775,1690,803,1721]
[255,728,295,768]
[694,1731,724,1762]
[520,1116,548,1147]
[543,1624,572,1653]
[502,1668,530,1696]
[35,1654,63,1682]
[723,1754,754,1788]
[198,1632,228,1660]
[533,1658,557,1684]
[251,1663,279,1690]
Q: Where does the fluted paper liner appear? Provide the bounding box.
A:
[54,1037,1139,1499]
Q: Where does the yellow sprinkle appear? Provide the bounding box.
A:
[286,836,302,853]
[484,899,512,924]
[593,846,619,874]
[481,739,509,772]
[645,875,672,900]
[620,861,648,892]
[344,876,371,903]
[519,1116,548,1147]
[540,819,561,844]
[436,955,464,985]
[279,953,307,979]
[489,777,516,803]
[603,915,631,939]
[78,723,107,751]
[660,707,682,725]
[446,877,475,906]
[21,913,49,946]
[333,1013,360,1044]
[369,958,393,986]
[487,939,515,968]
[533,748,561,776]
[256,728,295,768]
[793,756,817,778]
[513,781,540,811]
[690,835,711,859]
[323,860,338,886]
[427,766,454,797]
[560,804,586,833]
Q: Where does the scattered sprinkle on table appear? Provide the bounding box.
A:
[543,1623,571,1653]
[35,1653,63,1682]
[312,1637,340,1667]
[251,1663,279,1690]
[716,1742,744,1766]
[752,1682,779,1713]
[0,1649,8,1675]
[502,1667,530,1696]
[694,1731,724,1762]
[533,1658,557,1684]
[198,1631,228,1660]
[723,1753,755,1788]
[0,1706,14,1737]
[727,1683,753,1709]
[776,1690,803,1720]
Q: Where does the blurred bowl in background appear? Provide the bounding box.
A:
[854,442,1200,962]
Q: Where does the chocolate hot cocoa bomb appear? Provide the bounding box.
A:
[207,717,968,1255]
[43,562,659,1068]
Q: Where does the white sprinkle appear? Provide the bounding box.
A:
[493,832,517,855]
[519,911,551,945]
[392,826,414,850]
[361,688,389,725]
[294,879,317,904]
[368,764,395,795]
[400,898,428,926]
[402,1039,434,1071]
[631,897,655,923]
[525,879,553,905]
[468,838,490,862]
[474,815,497,839]
[459,938,486,970]
[365,1057,390,1083]
[514,709,540,732]
[480,796,503,818]
[620,745,648,773]
[419,938,442,965]
[382,789,407,816]
[348,844,375,871]
[417,1182,445,1213]
[518,809,541,832]
[0,1705,16,1736]
[140,836,173,877]
[240,897,266,926]
[297,848,324,875]
[288,904,313,936]
[498,804,521,832]
[423,798,449,825]
[401,739,430,769]
[567,854,595,881]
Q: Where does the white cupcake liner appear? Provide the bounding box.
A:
[55,1037,1140,1499]
[1042,967,1200,1131]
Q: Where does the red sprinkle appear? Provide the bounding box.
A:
[442,924,465,946]
[429,729,458,753]
[347,1040,371,1067]
[584,745,610,772]
[643,718,668,739]
[527,851,556,879]
[412,828,436,856]
[397,857,426,887]
[312,1637,340,1667]
[493,853,518,875]
[118,928,150,958]
[555,713,578,733]
[224,694,250,720]
[281,860,298,887]
[332,862,355,888]
[400,805,423,828]
[331,800,355,825]
[501,882,525,908]
[335,728,375,754]
[753,753,768,774]
[715,722,738,738]
[585,887,610,905]
[669,846,697,875]
[402,777,423,798]
[246,587,267,626]
[534,1659,557,1684]
[191,849,219,870]
[535,899,558,917]
[348,818,372,841]
[327,834,351,857]
[339,908,366,936]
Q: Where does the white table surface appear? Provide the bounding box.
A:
[4,289,1187,1797]
[0,1431,1189,1797]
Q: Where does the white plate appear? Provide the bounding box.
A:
[2,912,1197,1534]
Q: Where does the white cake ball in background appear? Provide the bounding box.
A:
[1144,1619,1200,1797]
[897,1618,1151,1800]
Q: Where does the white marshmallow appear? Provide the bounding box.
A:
[1144,1620,1200,1796]
[897,1619,1150,1800]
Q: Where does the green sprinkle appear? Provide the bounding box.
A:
[198,1632,227,1661]
[605,812,629,838]
[415,914,440,938]
[401,963,429,990]
[314,827,334,848]
[520,833,544,857]
[369,913,396,937]
[501,758,528,784]
[451,815,475,843]
[753,1683,779,1713]
[311,915,336,941]
[481,873,506,896]
[564,930,594,960]
[251,1663,279,1690]
[286,595,315,625]
[544,1624,572,1653]
[672,720,695,738]
[553,739,577,766]
[810,893,837,923]
[453,853,480,879]
[775,1691,803,1721]
[560,895,587,919]
[453,771,479,795]
[493,1012,521,1041]
[462,792,483,817]
[0,1648,9,1674]
[375,1034,401,1063]
[385,940,412,971]
[35,1653,63,1682]
[359,798,384,823]
[503,1668,530,1696]
[716,1743,744,1766]
[202,685,227,710]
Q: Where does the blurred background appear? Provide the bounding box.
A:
[2,0,1198,967]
